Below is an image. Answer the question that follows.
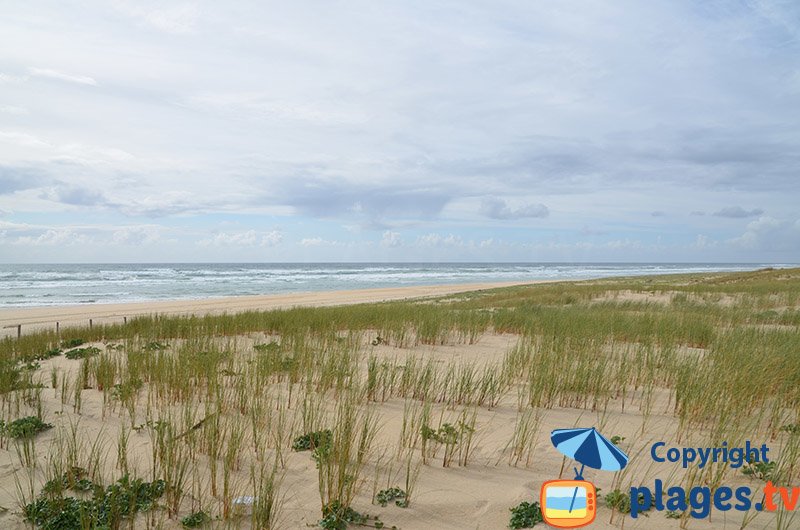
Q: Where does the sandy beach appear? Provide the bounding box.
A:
[0,281,542,338]
[1,269,798,530]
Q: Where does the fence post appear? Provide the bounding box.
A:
[89,319,93,329]
[56,321,60,334]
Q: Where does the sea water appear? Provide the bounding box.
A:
[0,262,786,308]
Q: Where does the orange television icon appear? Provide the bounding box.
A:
[540,479,596,528]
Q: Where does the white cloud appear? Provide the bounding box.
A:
[731,217,800,251]
[0,73,28,84]
[28,68,97,86]
[113,2,201,34]
[380,230,402,248]
[0,131,51,148]
[480,198,549,220]
[417,233,463,247]
[15,228,92,246]
[0,2,799,262]
[112,225,162,245]
[0,105,27,115]
[199,230,282,247]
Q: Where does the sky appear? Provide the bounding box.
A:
[0,0,799,263]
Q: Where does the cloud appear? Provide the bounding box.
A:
[1,2,799,261]
[199,230,282,247]
[0,73,28,84]
[28,68,97,86]
[0,131,50,148]
[0,105,27,115]
[112,225,162,245]
[417,233,463,247]
[50,186,108,207]
[0,166,47,194]
[713,206,765,218]
[730,217,800,251]
[15,228,92,246]
[480,198,549,220]
[380,230,402,248]
[581,225,607,236]
[651,211,667,217]
[278,178,452,222]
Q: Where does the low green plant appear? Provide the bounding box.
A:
[42,467,95,494]
[37,348,63,360]
[181,510,210,528]
[3,416,52,439]
[24,474,166,529]
[605,489,652,515]
[111,378,143,401]
[64,347,101,360]
[420,421,474,467]
[375,487,406,508]
[780,424,800,435]
[741,459,778,481]
[292,429,332,452]
[60,338,85,349]
[508,500,543,528]
[319,501,392,529]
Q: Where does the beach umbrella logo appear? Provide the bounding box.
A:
[539,427,629,528]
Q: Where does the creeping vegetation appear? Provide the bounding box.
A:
[508,500,543,528]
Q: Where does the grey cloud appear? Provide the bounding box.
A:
[53,186,108,206]
[480,198,549,220]
[275,177,451,221]
[0,166,46,194]
[651,211,667,217]
[713,206,765,218]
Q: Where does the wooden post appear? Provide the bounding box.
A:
[89,319,93,329]
[124,316,127,324]
[56,322,60,334]
[17,324,21,339]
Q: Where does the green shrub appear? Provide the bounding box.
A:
[292,429,332,452]
[181,510,210,528]
[24,474,165,530]
[60,338,85,348]
[509,501,543,528]
[375,487,406,508]
[3,416,53,439]
[64,347,101,360]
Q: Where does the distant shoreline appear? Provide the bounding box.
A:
[0,280,545,338]
[1,262,786,311]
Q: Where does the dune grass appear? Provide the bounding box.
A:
[0,267,798,528]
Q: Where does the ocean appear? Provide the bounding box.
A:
[0,263,788,308]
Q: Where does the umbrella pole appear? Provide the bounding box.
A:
[568,486,580,513]
[568,464,585,513]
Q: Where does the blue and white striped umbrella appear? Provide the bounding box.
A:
[551,427,629,472]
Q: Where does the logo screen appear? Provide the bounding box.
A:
[545,486,588,517]
[541,480,596,528]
